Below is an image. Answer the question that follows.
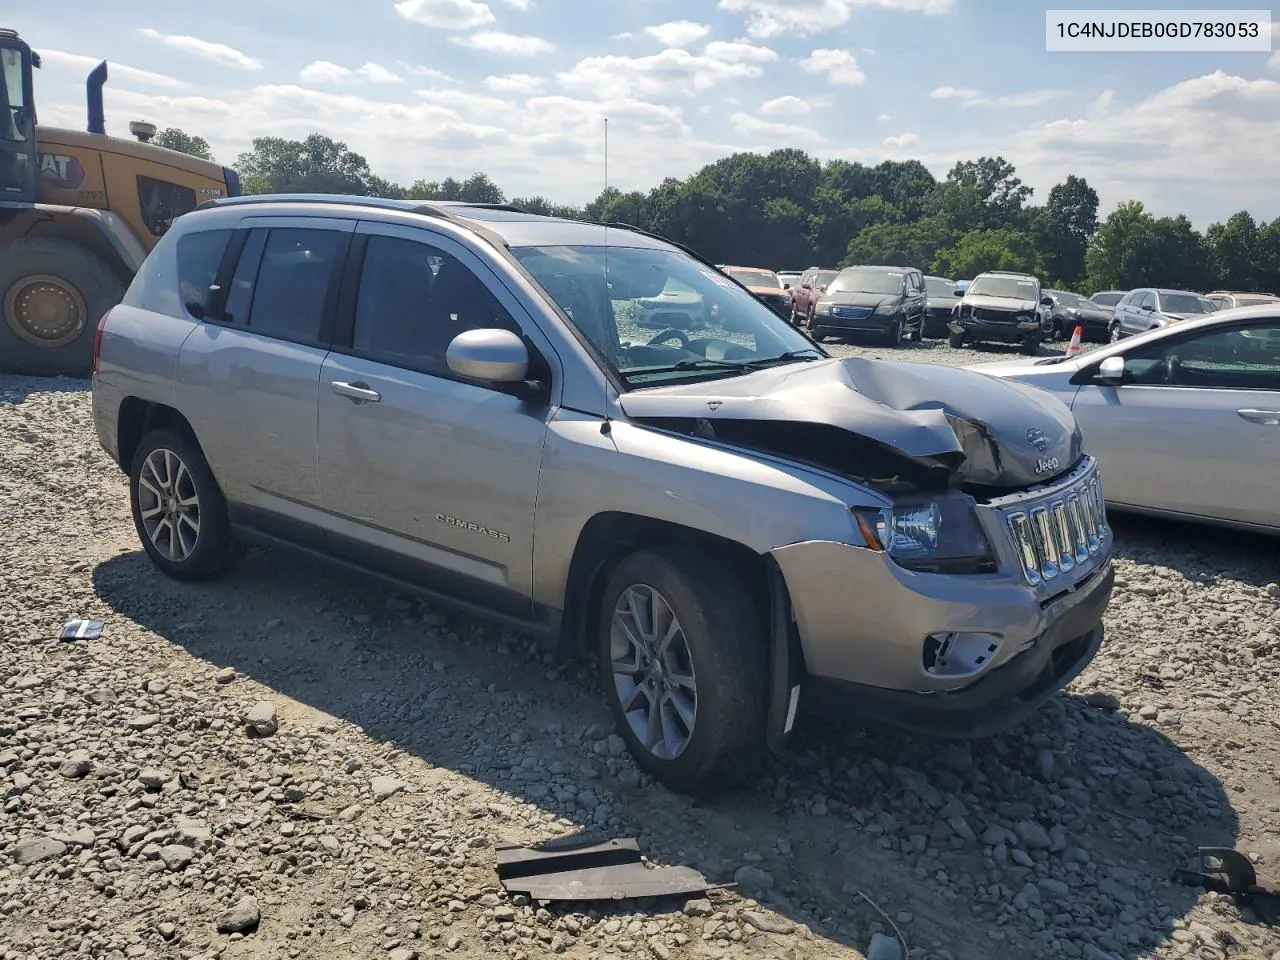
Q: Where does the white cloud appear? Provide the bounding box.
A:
[394,0,495,30]
[300,61,405,84]
[558,49,765,99]
[612,31,635,40]
[761,95,810,115]
[483,73,544,94]
[300,60,350,84]
[964,89,1066,109]
[702,39,778,63]
[644,21,712,48]
[718,0,954,39]
[877,112,892,120]
[883,132,919,148]
[801,49,865,85]
[399,63,455,81]
[358,63,404,84]
[37,49,188,89]
[731,111,825,142]
[138,28,262,70]
[452,32,555,55]
[930,85,979,100]
[500,0,531,7]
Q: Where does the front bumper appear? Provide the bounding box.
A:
[772,461,1113,737]
[951,316,1040,343]
[815,310,896,333]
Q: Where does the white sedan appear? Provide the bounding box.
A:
[968,305,1280,534]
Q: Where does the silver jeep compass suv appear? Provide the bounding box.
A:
[91,195,1114,794]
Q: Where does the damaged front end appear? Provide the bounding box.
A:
[617,356,1083,495]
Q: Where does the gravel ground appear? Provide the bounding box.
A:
[2,351,1279,960]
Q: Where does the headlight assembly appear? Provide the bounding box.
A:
[814,302,832,316]
[854,494,996,574]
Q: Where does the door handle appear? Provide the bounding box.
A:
[1237,408,1280,425]
[331,380,381,403]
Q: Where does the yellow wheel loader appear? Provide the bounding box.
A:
[0,28,240,377]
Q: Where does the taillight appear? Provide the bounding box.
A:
[92,308,112,377]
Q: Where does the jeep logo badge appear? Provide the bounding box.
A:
[1025,427,1048,452]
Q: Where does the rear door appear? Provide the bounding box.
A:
[1069,317,1280,525]
[315,220,558,614]
[176,217,353,528]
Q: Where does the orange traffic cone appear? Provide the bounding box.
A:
[1065,324,1083,357]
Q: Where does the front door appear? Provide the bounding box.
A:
[317,221,557,616]
[1070,317,1280,525]
[0,41,36,203]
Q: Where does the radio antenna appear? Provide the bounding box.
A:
[600,116,613,437]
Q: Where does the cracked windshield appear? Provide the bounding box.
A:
[6,5,1280,960]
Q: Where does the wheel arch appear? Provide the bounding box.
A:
[0,207,142,285]
[557,512,807,752]
[116,398,202,475]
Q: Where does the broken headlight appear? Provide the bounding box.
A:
[854,495,995,574]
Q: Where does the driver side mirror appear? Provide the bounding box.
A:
[447,329,545,401]
[1096,355,1126,384]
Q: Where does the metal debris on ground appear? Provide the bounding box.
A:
[1172,846,1279,925]
[495,837,709,904]
[59,619,104,641]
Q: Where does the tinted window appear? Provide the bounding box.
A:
[829,267,905,296]
[137,176,198,237]
[1123,322,1280,390]
[1091,292,1123,307]
[924,277,955,297]
[244,229,343,343]
[727,268,780,289]
[1237,296,1279,308]
[351,235,520,377]
[222,229,267,325]
[967,275,1038,300]
[1159,292,1215,315]
[176,229,230,319]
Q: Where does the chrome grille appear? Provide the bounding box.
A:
[1005,465,1108,585]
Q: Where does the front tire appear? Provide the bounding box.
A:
[129,429,237,581]
[810,325,827,343]
[597,548,768,794]
[948,330,966,349]
[887,317,904,347]
[1109,321,1122,343]
[1020,335,1041,355]
[0,238,127,378]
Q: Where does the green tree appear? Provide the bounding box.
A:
[843,216,954,270]
[933,228,1043,278]
[1204,212,1264,291]
[152,127,215,161]
[1084,202,1209,291]
[235,134,399,196]
[1036,175,1099,287]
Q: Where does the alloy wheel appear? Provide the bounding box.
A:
[137,448,202,563]
[609,584,697,761]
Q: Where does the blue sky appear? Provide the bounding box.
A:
[19,0,1280,227]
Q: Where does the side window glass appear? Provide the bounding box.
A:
[245,228,344,344]
[176,229,230,320]
[351,234,521,377]
[137,175,198,238]
[1123,323,1280,389]
[221,229,267,326]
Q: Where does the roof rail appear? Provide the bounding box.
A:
[193,192,513,251]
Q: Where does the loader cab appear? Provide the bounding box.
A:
[0,29,37,204]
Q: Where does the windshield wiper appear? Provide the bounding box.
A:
[741,349,825,368]
[622,358,752,379]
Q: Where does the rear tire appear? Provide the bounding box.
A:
[597,548,768,795]
[948,330,966,349]
[0,238,127,378]
[129,429,237,582]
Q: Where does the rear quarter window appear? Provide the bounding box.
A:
[122,227,230,320]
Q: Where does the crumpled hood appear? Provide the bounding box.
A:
[618,356,1083,489]
[963,294,1037,314]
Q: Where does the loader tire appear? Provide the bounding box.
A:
[0,238,127,379]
